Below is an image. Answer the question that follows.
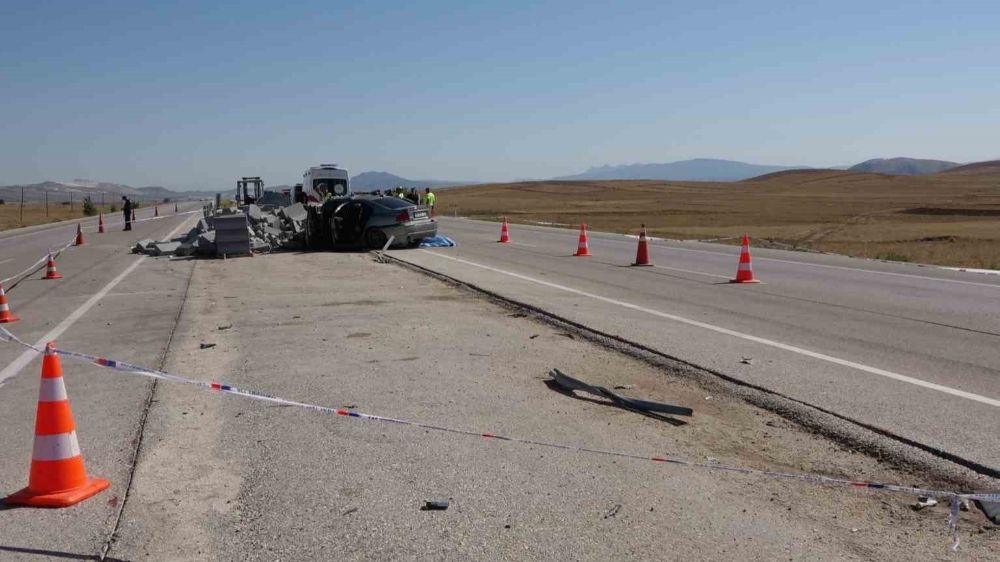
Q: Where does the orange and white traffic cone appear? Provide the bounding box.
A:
[0,281,19,323]
[632,224,653,266]
[74,224,85,246]
[154,206,159,217]
[5,343,110,508]
[574,224,592,257]
[730,234,760,283]
[498,216,510,243]
[42,253,63,280]
[97,214,105,234]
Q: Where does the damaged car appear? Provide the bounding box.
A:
[303,195,438,250]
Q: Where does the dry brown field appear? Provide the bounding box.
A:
[437,169,1000,268]
[0,203,97,231]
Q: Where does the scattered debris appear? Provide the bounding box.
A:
[604,504,621,519]
[133,201,308,259]
[529,334,539,339]
[613,384,635,390]
[199,343,217,350]
[913,497,938,511]
[342,507,359,516]
[217,325,232,331]
[421,500,450,511]
[556,333,575,339]
[548,369,693,418]
[977,497,1000,524]
[740,357,754,365]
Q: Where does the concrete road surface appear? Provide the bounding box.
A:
[391,217,1000,475]
[0,213,997,560]
[0,206,200,558]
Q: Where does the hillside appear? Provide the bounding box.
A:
[435,172,1000,268]
[848,157,959,175]
[937,159,1000,176]
[350,171,467,191]
[0,180,214,203]
[554,158,802,181]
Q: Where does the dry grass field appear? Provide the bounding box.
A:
[0,203,94,231]
[437,168,1000,268]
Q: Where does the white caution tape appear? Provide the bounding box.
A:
[0,325,995,550]
[1,238,76,287]
[1,209,202,289]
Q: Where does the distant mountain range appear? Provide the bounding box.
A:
[5,156,997,204]
[553,159,803,182]
[847,158,959,175]
[349,171,468,191]
[0,179,215,203]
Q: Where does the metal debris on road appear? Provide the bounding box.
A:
[217,325,232,331]
[914,497,938,510]
[421,501,450,511]
[199,343,217,350]
[977,497,1000,524]
[548,368,693,418]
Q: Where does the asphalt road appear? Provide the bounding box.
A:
[0,206,200,559]
[392,217,1000,474]
[0,214,996,559]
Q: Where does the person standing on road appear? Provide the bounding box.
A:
[423,187,436,213]
[408,187,419,204]
[122,196,132,231]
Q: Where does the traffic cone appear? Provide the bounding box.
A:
[574,224,592,257]
[632,224,653,266]
[0,281,19,323]
[5,343,109,508]
[154,206,159,217]
[42,253,63,280]
[498,216,510,243]
[74,224,85,246]
[97,214,105,234]
[730,234,760,284]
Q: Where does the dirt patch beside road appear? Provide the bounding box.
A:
[109,252,997,560]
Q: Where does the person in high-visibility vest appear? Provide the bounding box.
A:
[423,188,436,209]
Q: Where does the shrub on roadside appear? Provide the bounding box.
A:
[82,196,96,216]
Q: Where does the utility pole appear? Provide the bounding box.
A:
[45,190,49,217]
[101,191,105,212]
[70,191,74,211]
[20,186,24,223]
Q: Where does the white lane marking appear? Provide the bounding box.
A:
[417,250,1000,408]
[444,219,1000,289]
[0,216,194,387]
[0,258,13,265]
[661,245,1000,289]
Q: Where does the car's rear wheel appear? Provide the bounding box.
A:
[364,228,389,250]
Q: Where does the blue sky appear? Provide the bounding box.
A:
[2,0,998,189]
